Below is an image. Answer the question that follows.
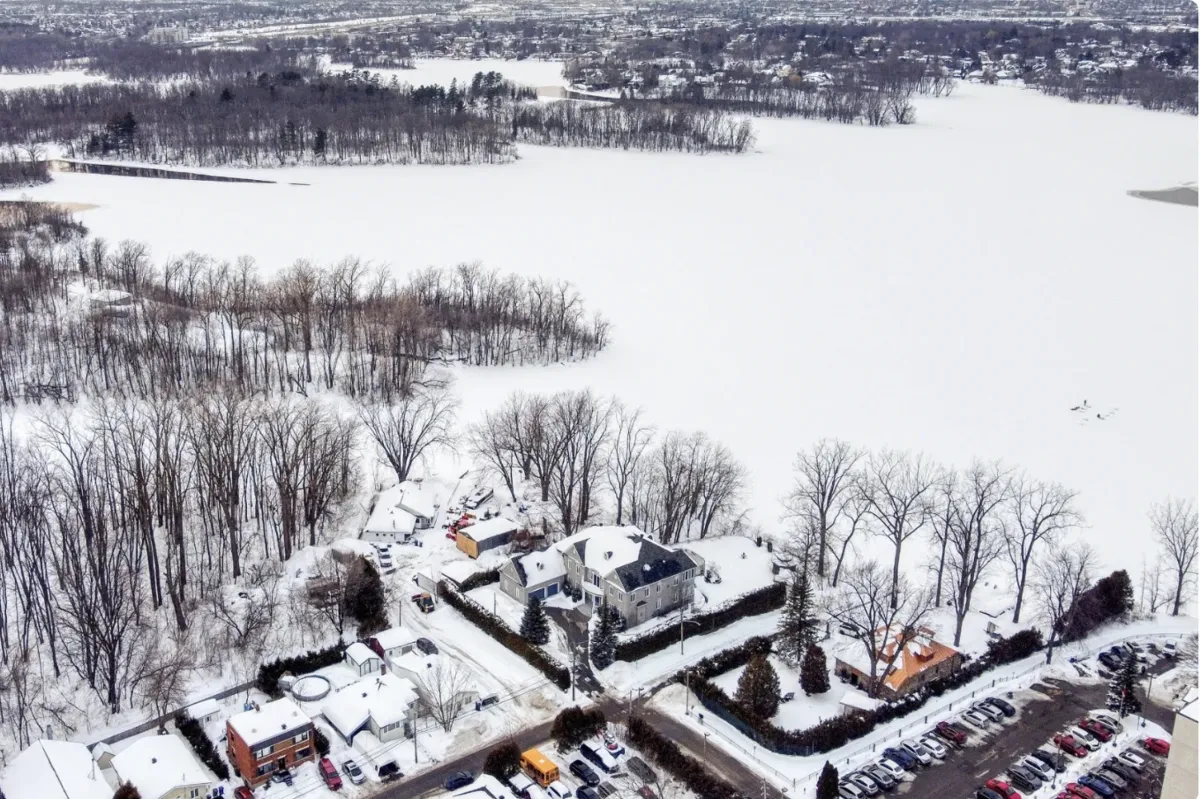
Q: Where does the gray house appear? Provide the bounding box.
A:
[499,548,567,605]
[557,526,703,629]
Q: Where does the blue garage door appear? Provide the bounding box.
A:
[546,583,559,596]
[530,588,545,601]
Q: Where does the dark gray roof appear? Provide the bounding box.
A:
[611,539,699,591]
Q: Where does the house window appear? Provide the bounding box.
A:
[189,789,202,799]
[656,599,661,609]
[591,573,601,587]
[256,762,276,776]
[293,730,310,744]
[296,747,312,760]
[253,745,273,759]
[656,583,661,593]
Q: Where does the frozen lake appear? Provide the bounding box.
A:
[6,79,1196,575]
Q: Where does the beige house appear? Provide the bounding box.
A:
[111,735,210,799]
[1161,699,1198,799]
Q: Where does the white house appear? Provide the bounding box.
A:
[111,735,210,799]
[0,741,114,799]
[185,697,222,725]
[362,482,440,542]
[369,626,418,662]
[344,641,383,677]
[362,502,417,544]
[390,652,480,716]
[395,482,439,529]
[321,672,421,743]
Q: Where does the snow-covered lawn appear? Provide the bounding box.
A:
[711,654,850,730]
[0,70,108,90]
[327,57,566,89]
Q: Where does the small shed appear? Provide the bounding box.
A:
[838,690,880,717]
[345,642,383,677]
[455,517,519,558]
[441,561,482,590]
[186,697,222,725]
[369,627,418,661]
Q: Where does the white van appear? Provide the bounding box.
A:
[545,782,572,799]
[508,772,549,799]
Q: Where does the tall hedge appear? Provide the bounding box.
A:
[628,716,746,799]
[175,714,231,781]
[458,568,502,593]
[438,581,570,690]
[255,642,346,697]
[613,581,786,663]
[680,628,1042,755]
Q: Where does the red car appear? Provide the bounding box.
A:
[1142,737,1171,755]
[1065,784,1098,799]
[985,778,1021,799]
[1077,718,1112,742]
[936,721,968,744]
[234,788,253,799]
[1054,734,1088,758]
[319,757,343,790]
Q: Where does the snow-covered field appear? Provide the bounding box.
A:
[0,70,108,90]
[328,57,566,88]
[3,77,1196,577]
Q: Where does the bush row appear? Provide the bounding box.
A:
[458,568,502,593]
[438,581,570,690]
[175,714,231,781]
[628,716,746,799]
[683,627,1044,756]
[614,581,786,663]
[255,642,346,697]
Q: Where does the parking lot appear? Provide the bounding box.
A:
[892,678,1167,799]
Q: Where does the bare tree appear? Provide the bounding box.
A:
[944,461,1010,646]
[468,407,521,503]
[607,403,654,526]
[822,560,935,697]
[1006,475,1081,623]
[358,385,458,484]
[1139,556,1171,615]
[860,450,939,607]
[1033,542,1095,664]
[418,660,473,732]
[1149,497,1199,616]
[782,439,862,579]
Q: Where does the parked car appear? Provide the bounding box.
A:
[1100,759,1138,783]
[881,748,917,771]
[838,782,866,799]
[919,735,948,758]
[234,788,253,799]
[570,760,601,786]
[1064,783,1099,799]
[318,758,343,790]
[1094,769,1127,790]
[272,768,293,786]
[976,789,1005,799]
[600,731,626,757]
[973,702,1005,723]
[1006,764,1041,792]
[378,761,402,783]
[1072,728,1101,751]
[963,709,992,729]
[1163,640,1177,657]
[983,697,1017,717]
[1077,774,1115,798]
[1087,712,1123,736]
[1018,756,1053,781]
[900,741,933,766]
[873,758,906,781]
[1098,652,1123,671]
[1116,750,1146,772]
[444,771,475,790]
[1078,718,1113,742]
[1054,734,1088,758]
[635,789,658,799]
[1028,749,1065,772]
[844,771,881,796]
[546,782,573,799]
[342,759,366,784]
[1141,737,1171,756]
[577,787,600,799]
[416,637,439,655]
[862,763,898,789]
[935,721,968,744]
[984,778,1020,799]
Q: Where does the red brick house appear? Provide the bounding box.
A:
[225,698,316,786]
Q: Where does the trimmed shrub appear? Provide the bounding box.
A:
[483,740,522,779]
[314,726,330,756]
[614,581,786,662]
[985,628,1044,665]
[255,642,346,697]
[459,568,501,593]
[551,706,606,752]
[438,581,570,690]
[175,714,231,781]
[628,716,746,799]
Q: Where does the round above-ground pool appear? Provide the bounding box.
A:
[290,674,332,702]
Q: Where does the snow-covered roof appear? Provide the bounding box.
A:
[111,736,209,799]
[834,626,959,693]
[186,697,222,720]
[515,548,566,586]
[441,560,481,585]
[0,741,114,799]
[458,516,519,544]
[1180,698,1199,723]
[372,626,418,651]
[227,697,311,747]
[394,481,438,519]
[364,502,417,536]
[452,773,515,798]
[839,690,881,712]
[345,641,381,666]
[556,526,645,572]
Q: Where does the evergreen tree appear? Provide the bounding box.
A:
[1108,655,1143,717]
[483,740,521,779]
[777,568,820,666]
[801,644,831,696]
[520,595,551,645]
[113,783,142,799]
[816,762,840,799]
[735,654,781,718]
[590,601,620,670]
[344,556,388,637]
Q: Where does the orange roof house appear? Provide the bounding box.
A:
[833,625,962,697]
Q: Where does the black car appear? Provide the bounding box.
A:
[1101,759,1139,783]
[976,789,1004,799]
[1098,652,1123,671]
[444,771,474,790]
[983,697,1017,717]
[378,761,402,782]
[1029,749,1066,773]
[578,787,601,799]
[416,637,439,655]
[272,768,294,786]
[1006,765,1041,792]
[570,760,601,787]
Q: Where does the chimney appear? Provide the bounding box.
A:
[605,551,613,560]
[151,758,157,764]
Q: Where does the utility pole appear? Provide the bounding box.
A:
[679,603,685,655]
[571,647,577,702]
[685,669,690,714]
[413,723,418,763]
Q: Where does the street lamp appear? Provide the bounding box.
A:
[703,732,710,758]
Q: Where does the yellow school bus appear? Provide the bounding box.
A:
[520,747,560,787]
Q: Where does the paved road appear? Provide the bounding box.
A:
[897,676,1170,799]
[547,605,604,696]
